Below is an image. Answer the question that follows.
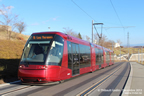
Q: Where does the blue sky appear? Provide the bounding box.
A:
[0,0,144,46]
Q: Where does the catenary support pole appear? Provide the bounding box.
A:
[92,20,93,43]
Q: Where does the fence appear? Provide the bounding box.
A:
[114,53,144,63]
[129,53,144,62]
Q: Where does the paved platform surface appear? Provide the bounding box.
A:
[122,62,144,96]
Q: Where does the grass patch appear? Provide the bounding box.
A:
[113,47,144,56]
[0,66,5,71]
[0,30,29,41]
[137,61,144,65]
[0,40,26,59]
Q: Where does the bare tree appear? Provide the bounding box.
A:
[104,40,115,49]
[94,33,98,44]
[0,25,7,31]
[0,4,18,40]
[117,39,122,45]
[16,22,26,34]
[63,27,78,38]
[93,32,116,49]
[86,35,90,42]
[99,34,107,46]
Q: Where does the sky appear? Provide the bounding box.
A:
[0,0,144,46]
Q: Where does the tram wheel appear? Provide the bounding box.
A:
[59,80,64,83]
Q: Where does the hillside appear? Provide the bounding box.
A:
[113,47,144,56]
[0,31,29,59]
[0,30,29,41]
[0,31,29,84]
[0,40,26,59]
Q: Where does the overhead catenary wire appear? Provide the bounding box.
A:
[71,0,99,44]
[110,0,127,45]
[71,0,110,38]
[71,0,107,37]
[71,0,126,45]
[71,0,97,22]
[110,0,124,29]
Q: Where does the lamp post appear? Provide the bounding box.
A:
[138,49,140,62]
[92,20,93,43]
[141,46,143,63]
[120,46,121,61]
[48,27,50,31]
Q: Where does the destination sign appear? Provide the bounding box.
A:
[32,36,53,40]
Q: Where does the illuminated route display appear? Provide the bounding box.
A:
[33,36,53,40]
[30,34,54,41]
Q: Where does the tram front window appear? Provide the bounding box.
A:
[21,34,64,66]
[46,35,64,66]
[21,41,50,63]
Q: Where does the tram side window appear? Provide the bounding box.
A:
[95,48,103,66]
[106,51,110,64]
[108,52,110,63]
[67,41,72,69]
[95,48,99,65]
[113,52,114,62]
[67,42,91,68]
[79,44,91,68]
[108,51,110,63]
[111,52,114,62]
[109,52,111,62]
[100,49,104,64]
[47,35,64,66]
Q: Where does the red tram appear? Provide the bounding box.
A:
[18,32,114,83]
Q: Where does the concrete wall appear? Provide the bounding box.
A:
[114,53,144,62]
[129,53,144,62]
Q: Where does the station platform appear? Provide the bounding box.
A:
[122,62,144,96]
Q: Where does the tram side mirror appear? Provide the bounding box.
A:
[52,41,55,47]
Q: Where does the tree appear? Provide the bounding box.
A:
[117,39,122,45]
[0,25,7,31]
[63,27,78,38]
[16,22,26,34]
[99,34,107,46]
[104,40,115,49]
[94,32,112,47]
[78,32,82,39]
[94,32,114,48]
[0,4,18,40]
[94,33,98,44]
[86,35,90,42]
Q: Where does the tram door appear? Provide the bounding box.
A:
[72,43,80,76]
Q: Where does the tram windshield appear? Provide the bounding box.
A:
[21,41,51,62]
[21,34,64,66]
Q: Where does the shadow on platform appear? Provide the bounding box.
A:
[0,59,20,83]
